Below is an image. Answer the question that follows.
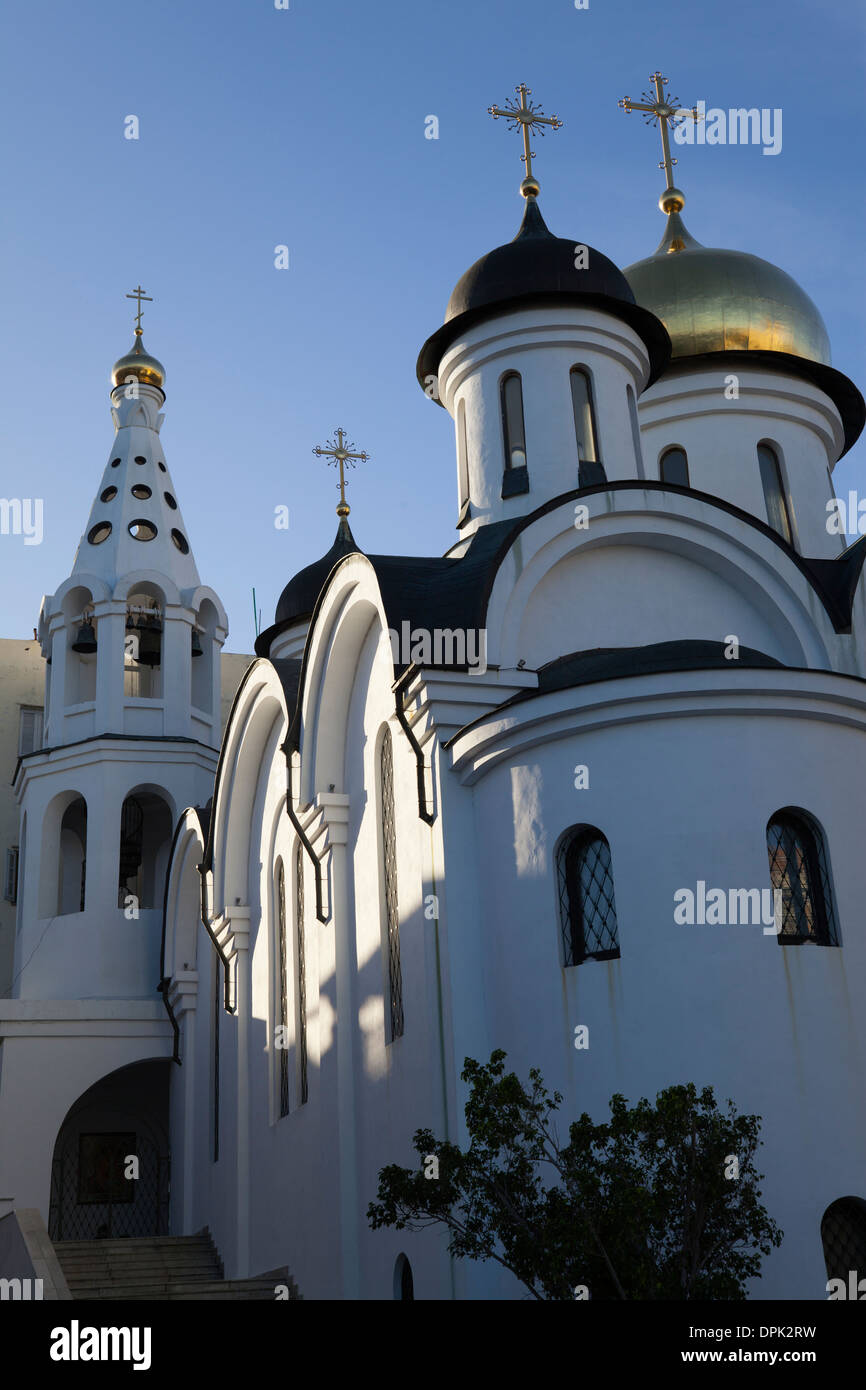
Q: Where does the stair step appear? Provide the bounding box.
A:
[53,1232,300,1300]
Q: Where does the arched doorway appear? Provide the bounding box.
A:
[48,1059,170,1241]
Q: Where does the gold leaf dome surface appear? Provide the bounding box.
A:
[111,328,166,389]
[624,210,831,367]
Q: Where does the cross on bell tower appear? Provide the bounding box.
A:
[488,83,563,200]
[619,71,701,213]
[125,284,153,332]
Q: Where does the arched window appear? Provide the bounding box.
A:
[821,1197,866,1285]
[627,384,645,479]
[758,443,793,544]
[570,367,604,487]
[380,726,404,1040]
[659,447,689,488]
[276,859,290,1118]
[59,797,87,914]
[211,948,220,1163]
[766,809,839,945]
[117,791,172,910]
[556,827,620,966]
[295,841,308,1105]
[500,372,529,497]
[394,1253,414,1301]
[457,398,469,506]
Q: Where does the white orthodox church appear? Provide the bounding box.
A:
[2,78,866,1302]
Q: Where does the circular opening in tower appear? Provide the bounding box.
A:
[134,455,147,466]
[88,522,112,545]
[128,519,157,541]
[100,486,117,503]
[131,484,152,500]
[110,457,121,468]
[164,492,177,509]
[171,529,189,554]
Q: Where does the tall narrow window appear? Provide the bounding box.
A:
[758,443,793,544]
[627,384,645,479]
[211,951,220,1163]
[295,841,308,1105]
[500,372,529,497]
[556,826,620,966]
[570,368,604,487]
[767,809,839,945]
[380,726,404,1040]
[659,447,689,488]
[18,707,43,756]
[277,859,290,1118]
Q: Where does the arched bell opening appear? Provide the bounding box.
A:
[62,585,97,706]
[124,584,166,699]
[191,597,217,715]
[118,789,174,911]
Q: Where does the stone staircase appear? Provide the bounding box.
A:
[53,1230,301,1300]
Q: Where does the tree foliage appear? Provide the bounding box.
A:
[367,1052,782,1300]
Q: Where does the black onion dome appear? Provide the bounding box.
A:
[274,517,360,625]
[417,198,670,394]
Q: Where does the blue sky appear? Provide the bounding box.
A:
[1,0,863,651]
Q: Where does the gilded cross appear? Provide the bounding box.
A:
[125,285,153,331]
[618,72,701,202]
[312,428,370,518]
[488,83,563,198]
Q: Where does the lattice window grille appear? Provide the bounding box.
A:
[557,828,620,967]
[767,811,839,946]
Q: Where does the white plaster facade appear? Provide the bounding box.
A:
[2,192,865,1302]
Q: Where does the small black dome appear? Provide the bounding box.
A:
[417,198,670,390]
[274,517,359,626]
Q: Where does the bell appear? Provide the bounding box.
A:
[71,621,97,654]
[136,620,162,666]
[191,629,203,658]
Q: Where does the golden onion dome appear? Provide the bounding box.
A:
[624,195,831,367]
[111,328,166,390]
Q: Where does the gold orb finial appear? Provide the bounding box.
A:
[660,186,685,214]
[112,286,165,390]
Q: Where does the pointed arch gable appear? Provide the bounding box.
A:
[295,554,393,804]
[162,808,208,981]
[482,491,836,673]
[208,659,291,917]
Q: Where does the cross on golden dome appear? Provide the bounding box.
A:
[619,71,701,213]
[488,83,563,199]
[312,428,370,518]
[125,285,153,333]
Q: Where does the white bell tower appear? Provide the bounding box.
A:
[0,303,227,1235]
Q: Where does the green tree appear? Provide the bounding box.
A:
[367,1051,782,1300]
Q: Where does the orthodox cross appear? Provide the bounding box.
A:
[488,83,563,198]
[125,285,153,331]
[618,72,701,207]
[312,428,370,518]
